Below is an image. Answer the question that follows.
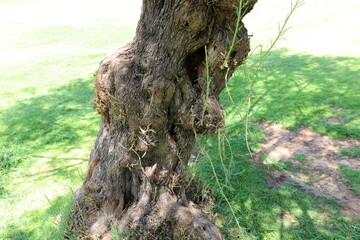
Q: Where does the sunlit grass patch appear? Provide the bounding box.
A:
[1,190,75,240]
[0,145,29,173]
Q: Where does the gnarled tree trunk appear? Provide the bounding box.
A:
[68,0,256,239]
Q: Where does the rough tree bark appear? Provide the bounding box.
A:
[68,0,256,239]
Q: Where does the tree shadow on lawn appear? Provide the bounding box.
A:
[194,50,360,239]
[0,78,99,239]
[0,77,99,201]
[196,136,359,240]
[225,48,360,139]
[0,77,99,152]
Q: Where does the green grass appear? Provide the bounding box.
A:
[340,147,360,158]
[193,51,360,237]
[195,152,358,239]
[1,0,360,239]
[225,50,360,140]
[292,154,308,165]
[0,78,98,239]
[0,145,29,172]
[339,165,360,194]
[192,47,360,239]
[1,78,98,151]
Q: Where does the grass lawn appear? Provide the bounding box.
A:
[194,49,360,239]
[0,0,359,239]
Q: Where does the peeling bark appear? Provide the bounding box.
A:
[68,0,257,239]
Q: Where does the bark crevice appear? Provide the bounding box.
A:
[184,46,206,89]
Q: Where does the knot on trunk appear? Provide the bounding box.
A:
[177,95,224,134]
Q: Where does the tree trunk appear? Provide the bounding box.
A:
[68,0,256,239]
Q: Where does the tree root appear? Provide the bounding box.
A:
[68,187,221,240]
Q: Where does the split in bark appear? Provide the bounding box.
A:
[67,0,257,239]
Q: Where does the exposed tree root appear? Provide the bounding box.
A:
[68,186,221,239]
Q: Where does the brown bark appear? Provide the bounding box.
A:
[68,0,256,239]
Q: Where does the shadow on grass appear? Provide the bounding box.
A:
[0,76,99,212]
[0,77,99,152]
[195,49,360,239]
[196,136,359,239]
[224,48,360,139]
[2,50,359,239]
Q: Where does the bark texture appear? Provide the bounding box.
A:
[69,0,256,239]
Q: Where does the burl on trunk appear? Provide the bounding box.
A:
[68,0,256,239]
